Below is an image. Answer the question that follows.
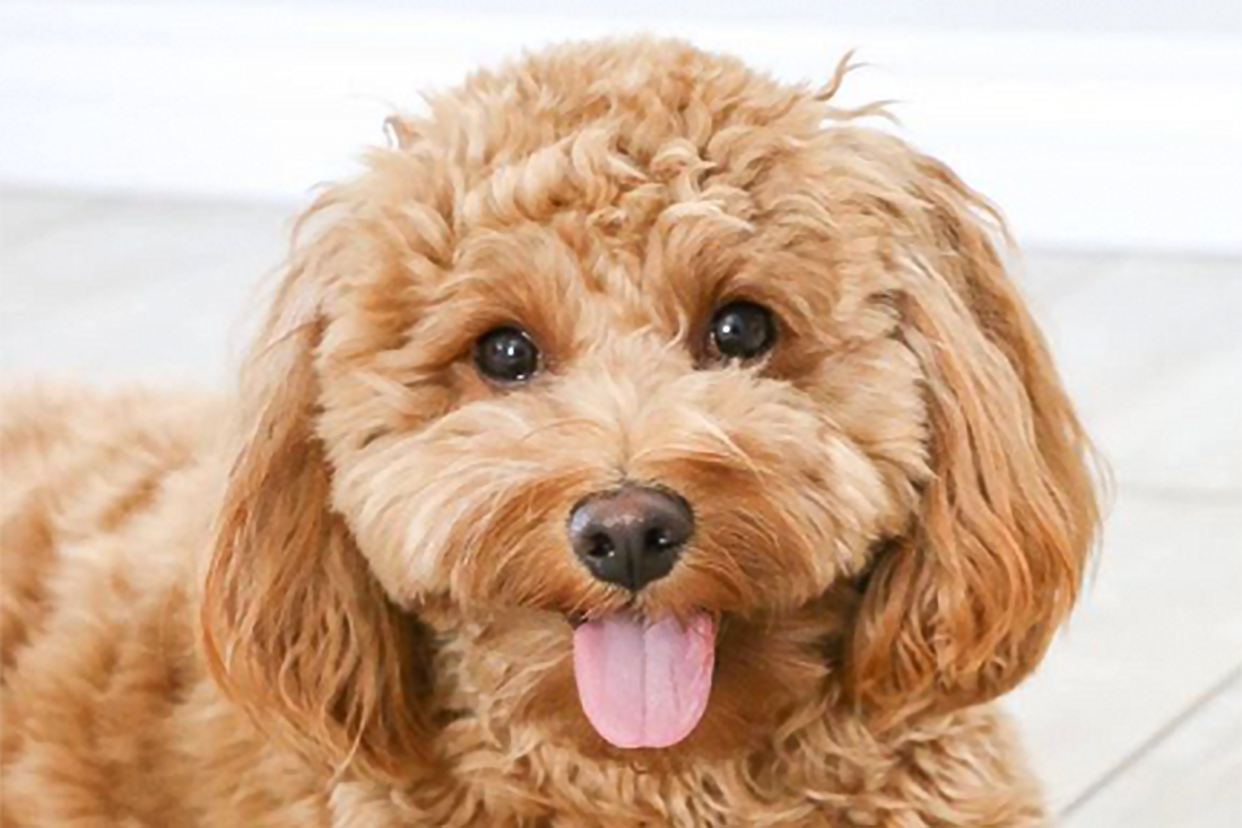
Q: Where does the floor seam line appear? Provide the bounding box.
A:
[1058,661,1242,819]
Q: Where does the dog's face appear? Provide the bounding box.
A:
[322,147,929,756]
[202,40,1097,779]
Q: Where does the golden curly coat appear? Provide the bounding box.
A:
[0,38,1098,826]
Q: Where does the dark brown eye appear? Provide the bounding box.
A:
[709,301,776,361]
[475,327,539,383]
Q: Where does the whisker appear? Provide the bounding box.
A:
[698,415,766,478]
[513,415,602,448]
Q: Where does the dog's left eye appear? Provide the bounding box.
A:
[708,301,777,361]
[475,327,540,383]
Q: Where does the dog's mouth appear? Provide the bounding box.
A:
[570,611,716,749]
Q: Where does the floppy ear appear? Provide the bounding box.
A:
[847,151,1099,722]
[200,218,434,780]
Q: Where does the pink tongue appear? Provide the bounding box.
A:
[572,613,715,749]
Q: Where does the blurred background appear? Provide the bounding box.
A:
[1,2,1239,824]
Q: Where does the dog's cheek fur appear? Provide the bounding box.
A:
[328,387,615,612]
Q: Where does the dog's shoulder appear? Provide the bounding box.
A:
[1,383,225,549]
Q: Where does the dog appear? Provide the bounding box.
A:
[0,38,1098,826]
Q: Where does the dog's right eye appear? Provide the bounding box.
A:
[708,301,777,362]
[475,327,540,383]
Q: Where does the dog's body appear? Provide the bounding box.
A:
[1,40,1094,826]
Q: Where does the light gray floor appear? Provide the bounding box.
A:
[2,188,1240,824]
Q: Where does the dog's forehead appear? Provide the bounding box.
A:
[414,131,856,352]
[413,39,839,272]
[438,132,826,317]
[411,37,828,190]
[355,40,883,351]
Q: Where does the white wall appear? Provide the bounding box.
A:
[74,0,1242,35]
[2,1,1240,252]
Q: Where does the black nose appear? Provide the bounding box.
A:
[568,486,694,592]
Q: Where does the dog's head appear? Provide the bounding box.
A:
[201,40,1097,780]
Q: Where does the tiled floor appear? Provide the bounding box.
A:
[2,188,1240,824]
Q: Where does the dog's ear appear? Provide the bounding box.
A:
[846,148,1099,723]
[200,214,433,780]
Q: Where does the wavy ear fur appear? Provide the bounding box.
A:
[848,149,1099,722]
[200,217,433,780]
